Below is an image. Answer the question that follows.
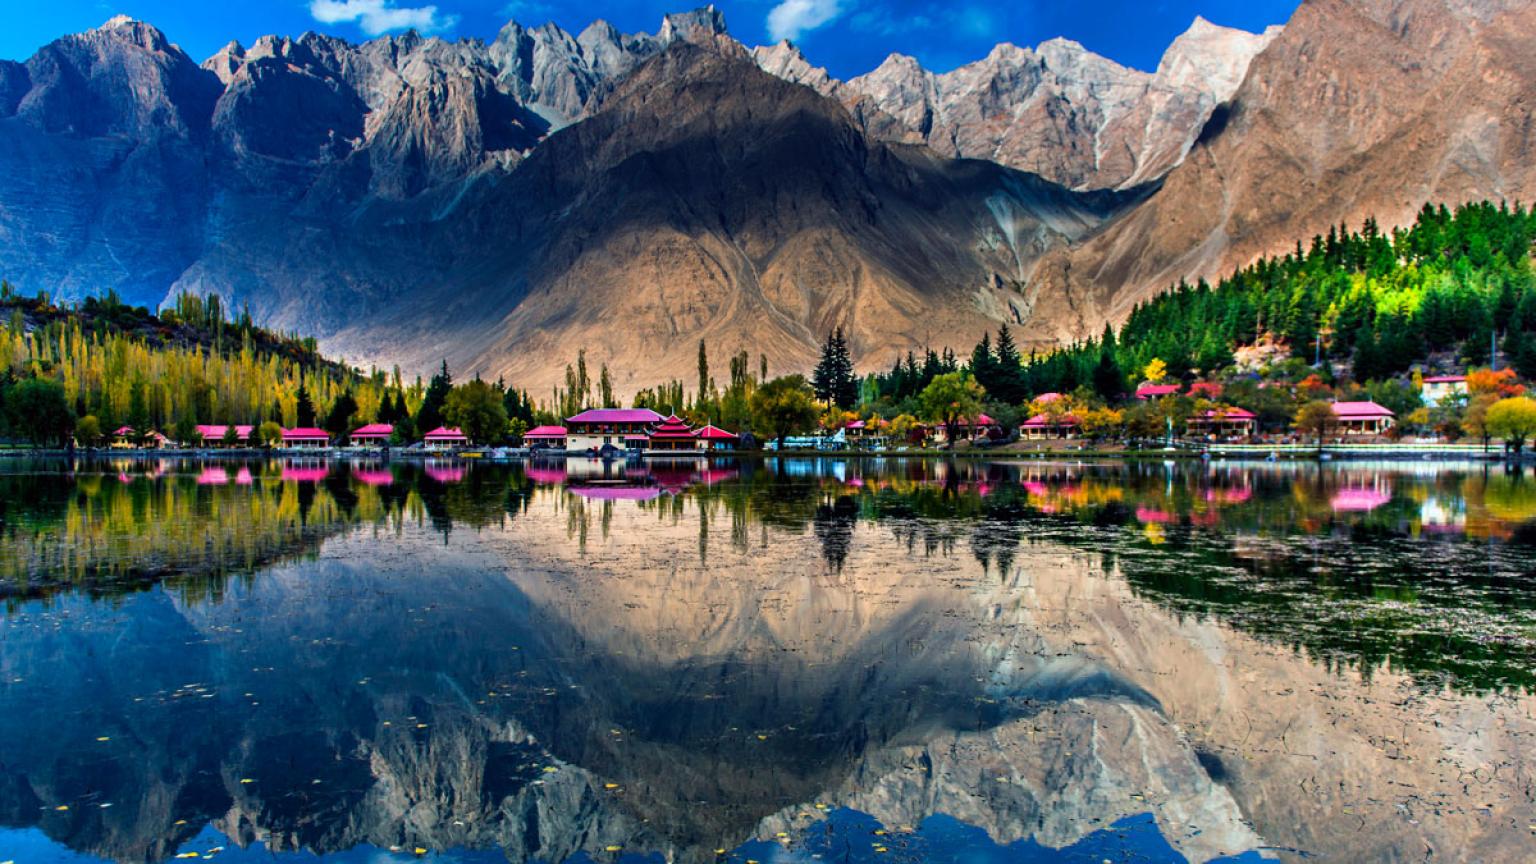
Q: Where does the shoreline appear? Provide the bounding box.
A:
[1,445,1529,463]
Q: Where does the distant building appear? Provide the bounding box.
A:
[349,423,393,446]
[282,427,331,449]
[1136,384,1182,400]
[1331,401,1395,435]
[1020,413,1080,440]
[1420,375,1467,404]
[565,408,665,453]
[1187,407,1257,438]
[523,425,568,449]
[693,424,740,451]
[422,427,468,451]
[648,415,699,452]
[195,425,253,447]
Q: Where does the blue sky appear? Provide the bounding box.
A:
[0,1,1300,79]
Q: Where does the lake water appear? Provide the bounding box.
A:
[1,456,1534,863]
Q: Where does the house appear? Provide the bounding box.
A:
[936,413,1001,444]
[1020,413,1080,440]
[423,426,468,451]
[195,425,253,447]
[648,415,699,452]
[1420,375,1468,404]
[523,425,569,449]
[693,424,740,451]
[1033,392,1065,404]
[348,423,394,447]
[282,427,331,449]
[1136,384,1182,400]
[1331,401,1395,436]
[565,408,666,453]
[111,426,172,449]
[1187,407,1257,438]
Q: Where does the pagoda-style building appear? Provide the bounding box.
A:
[647,415,698,452]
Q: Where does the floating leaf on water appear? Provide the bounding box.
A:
[604,846,622,852]
[239,778,254,785]
[54,805,69,811]
[96,736,111,742]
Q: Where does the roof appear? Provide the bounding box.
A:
[282,427,330,439]
[1331,401,1395,419]
[845,420,866,430]
[649,415,696,439]
[1034,392,1065,404]
[524,425,568,438]
[1021,413,1080,428]
[566,408,665,425]
[1192,408,1256,421]
[694,424,739,440]
[196,424,252,439]
[963,413,997,426]
[423,426,468,439]
[350,423,393,437]
[1422,375,1467,384]
[1136,384,1182,398]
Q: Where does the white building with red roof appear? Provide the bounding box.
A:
[422,426,468,451]
[1331,401,1395,435]
[348,423,394,446]
[282,427,331,449]
[565,408,665,453]
[1420,375,1468,404]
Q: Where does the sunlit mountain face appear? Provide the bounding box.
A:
[1,456,1534,863]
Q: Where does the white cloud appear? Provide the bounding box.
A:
[309,0,460,36]
[766,0,845,42]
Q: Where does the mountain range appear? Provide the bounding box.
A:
[0,0,1532,393]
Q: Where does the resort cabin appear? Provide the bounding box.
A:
[423,426,469,451]
[283,427,331,449]
[523,425,568,450]
[693,424,740,451]
[1420,375,1468,404]
[1033,392,1065,404]
[1020,413,1080,440]
[648,415,700,452]
[195,425,253,448]
[1187,407,1257,439]
[933,413,1001,445]
[1331,401,1395,436]
[1135,384,1182,401]
[565,408,665,453]
[111,426,172,449]
[349,423,394,447]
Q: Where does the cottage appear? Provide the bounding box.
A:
[1331,401,1395,436]
[565,408,665,453]
[282,427,331,449]
[1420,375,1468,404]
[195,425,253,447]
[1020,413,1080,440]
[111,426,172,449]
[523,425,569,450]
[1136,384,1182,400]
[648,415,699,452]
[348,423,394,447]
[693,424,740,451]
[1187,407,1257,438]
[423,426,468,451]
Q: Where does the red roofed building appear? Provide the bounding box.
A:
[111,426,172,449]
[566,408,665,452]
[196,425,253,447]
[1420,375,1468,404]
[348,423,393,446]
[1187,407,1257,438]
[1136,384,1182,400]
[1331,401,1395,436]
[693,424,740,451]
[282,427,331,449]
[423,427,468,451]
[648,415,698,452]
[523,425,568,449]
[1020,413,1080,440]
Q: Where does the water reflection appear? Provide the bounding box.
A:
[0,457,1533,863]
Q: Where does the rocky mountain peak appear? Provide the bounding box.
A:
[658,5,728,44]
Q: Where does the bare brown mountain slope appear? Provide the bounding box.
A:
[1021,0,1536,348]
[318,45,1144,395]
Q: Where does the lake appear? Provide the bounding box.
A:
[0,456,1533,863]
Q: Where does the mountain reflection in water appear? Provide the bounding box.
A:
[0,456,1533,863]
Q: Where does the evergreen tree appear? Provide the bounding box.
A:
[295,381,317,428]
[416,360,453,431]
